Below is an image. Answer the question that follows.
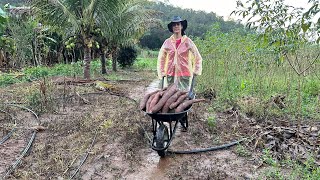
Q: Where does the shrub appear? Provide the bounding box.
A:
[117,46,137,68]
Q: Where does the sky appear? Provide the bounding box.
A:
[160,0,311,20]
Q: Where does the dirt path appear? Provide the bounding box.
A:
[69,78,259,180]
[3,70,316,179]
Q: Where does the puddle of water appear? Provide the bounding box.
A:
[125,150,172,180]
[145,152,174,179]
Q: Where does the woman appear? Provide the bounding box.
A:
[157,16,203,91]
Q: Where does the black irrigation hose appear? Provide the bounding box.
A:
[0,110,17,145]
[1,103,40,125]
[0,103,40,179]
[0,129,17,145]
[67,94,137,179]
[69,130,99,180]
[167,139,245,155]
[2,131,37,179]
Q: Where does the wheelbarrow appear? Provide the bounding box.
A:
[143,76,196,157]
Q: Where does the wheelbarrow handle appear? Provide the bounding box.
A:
[161,76,165,89]
[188,75,196,99]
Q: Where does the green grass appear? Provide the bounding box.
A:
[0,57,156,87]
[133,57,157,71]
[259,149,320,179]
[0,59,102,87]
[235,144,251,157]
[195,27,320,120]
[138,49,159,59]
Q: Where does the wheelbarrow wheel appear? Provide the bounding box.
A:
[155,124,169,157]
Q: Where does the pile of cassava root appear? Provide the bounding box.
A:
[140,83,205,113]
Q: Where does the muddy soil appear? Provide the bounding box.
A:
[0,70,318,179]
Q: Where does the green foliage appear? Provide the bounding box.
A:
[303,78,320,96]
[0,0,26,6]
[195,23,320,120]
[262,149,277,166]
[0,73,20,86]
[0,9,15,57]
[234,0,319,46]
[263,168,285,180]
[26,78,56,114]
[5,16,58,67]
[138,49,158,59]
[32,0,160,78]
[0,11,7,31]
[140,2,246,49]
[117,46,138,68]
[0,60,102,87]
[235,144,251,157]
[231,0,320,122]
[260,154,320,180]
[207,116,216,129]
[133,58,157,71]
[24,66,49,78]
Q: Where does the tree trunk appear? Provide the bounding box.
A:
[58,48,62,64]
[112,56,117,72]
[100,51,107,74]
[83,46,92,79]
[112,49,118,72]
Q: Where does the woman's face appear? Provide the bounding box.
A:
[172,22,182,34]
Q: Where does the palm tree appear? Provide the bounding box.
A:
[94,0,161,72]
[109,1,161,71]
[32,0,160,79]
[92,28,108,74]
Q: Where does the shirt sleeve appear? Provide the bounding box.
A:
[189,39,203,75]
[157,40,168,79]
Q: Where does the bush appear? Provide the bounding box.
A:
[117,46,138,68]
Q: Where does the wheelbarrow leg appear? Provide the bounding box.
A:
[180,114,188,132]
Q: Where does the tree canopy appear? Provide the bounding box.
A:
[0,0,26,6]
[139,1,245,49]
